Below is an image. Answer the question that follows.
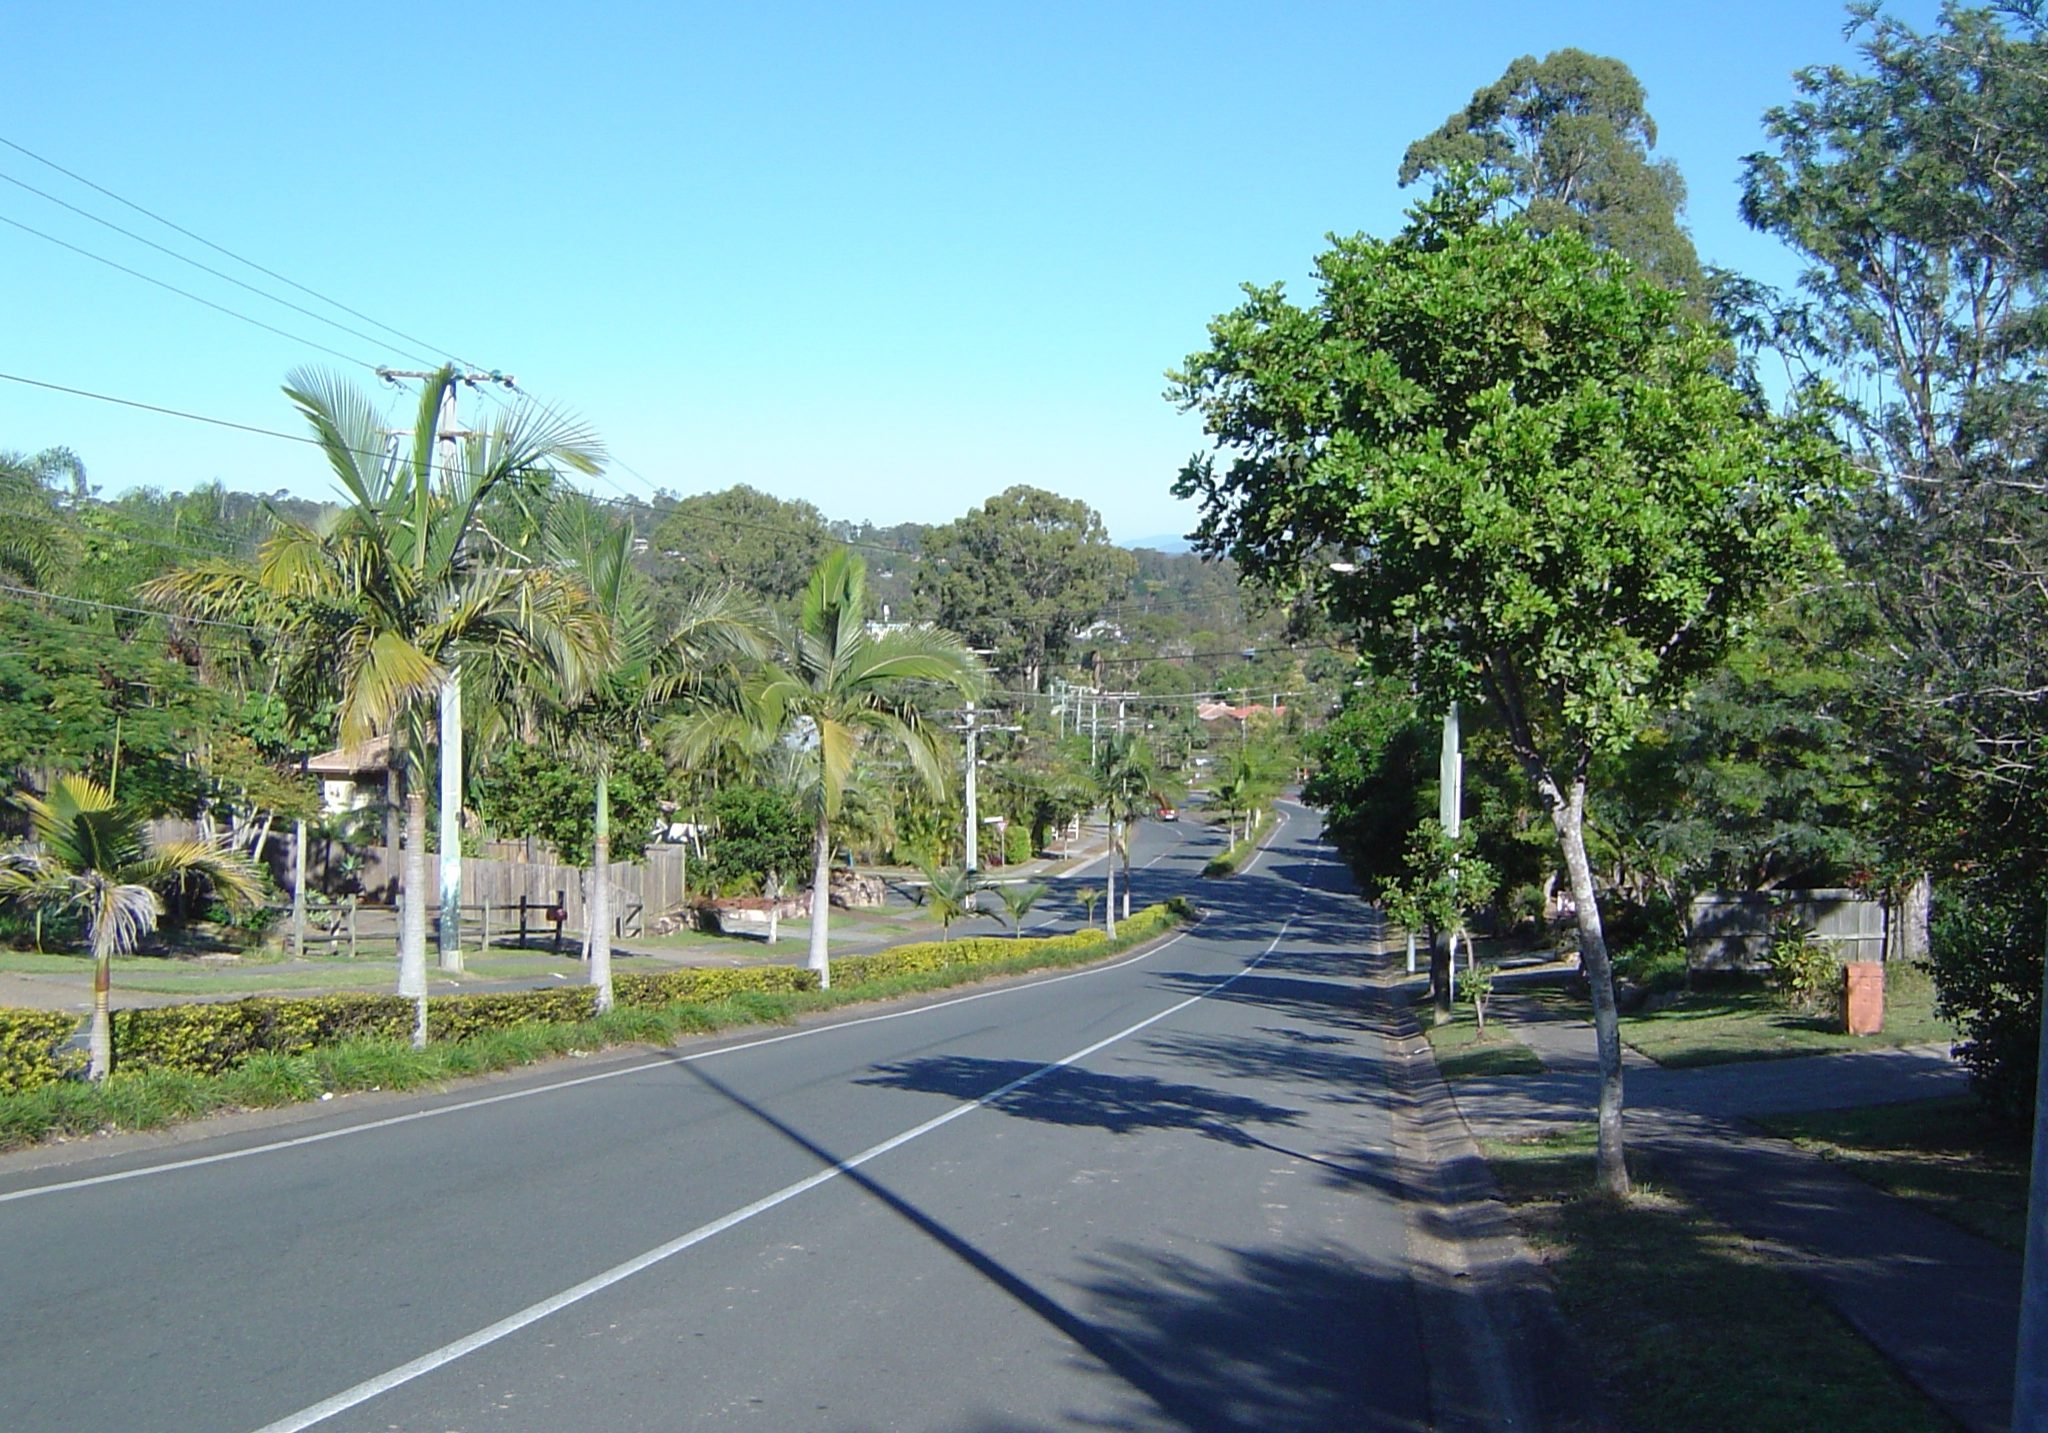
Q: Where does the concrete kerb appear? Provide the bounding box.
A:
[1370,947,1616,1433]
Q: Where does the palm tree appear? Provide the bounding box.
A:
[146,366,612,1041]
[994,881,1047,938]
[751,549,982,988]
[537,501,763,1011]
[916,858,981,937]
[0,775,262,1079]
[1093,732,1155,932]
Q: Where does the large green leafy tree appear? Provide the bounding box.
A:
[649,485,834,613]
[1170,182,1843,1195]
[148,366,612,1037]
[1400,48,1704,297]
[0,774,261,1079]
[1738,1,2048,1116]
[917,486,1136,692]
[751,549,983,987]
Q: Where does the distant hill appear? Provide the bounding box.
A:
[1120,533,1193,554]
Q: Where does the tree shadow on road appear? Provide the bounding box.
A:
[855,1055,1302,1147]
[1052,1241,1431,1433]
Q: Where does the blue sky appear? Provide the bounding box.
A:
[2,1,1941,542]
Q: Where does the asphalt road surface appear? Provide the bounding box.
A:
[1,806,1446,1432]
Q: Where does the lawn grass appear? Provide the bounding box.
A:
[1483,1127,1955,1433]
[1525,964,1952,1068]
[1420,1002,1546,1080]
[1752,1097,2028,1252]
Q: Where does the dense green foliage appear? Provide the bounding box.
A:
[702,783,810,895]
[1399,48,1704,296]
[473,745,674,867]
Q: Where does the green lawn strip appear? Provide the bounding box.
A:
[1482,1128,1956,1433]
[0,912,1192,1152]
[1750,1097,2028,1252]
[1420,1003,1545,1079]
[1202,809,1277,877]
[1520,966,1951,1068]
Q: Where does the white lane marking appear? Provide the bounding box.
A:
[249,899,1312,1433]
[0,932,1183,1206]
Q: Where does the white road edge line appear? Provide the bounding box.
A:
[250,875,1315,1433]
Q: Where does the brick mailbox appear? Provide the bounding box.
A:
[1844,962,1885,1036]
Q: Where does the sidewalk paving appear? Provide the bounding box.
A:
[1445,984,2016,1433]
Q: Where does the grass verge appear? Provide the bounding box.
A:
[1420,1002,1545,1080]
[1202,809,1276,877]
[0,906,1196,1152]
[1751,1096,2027,1251]
[1483,1127,1955,1433]
[1528,964,1951,1068]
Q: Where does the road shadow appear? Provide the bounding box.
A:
[1058,1241,1431,1432]
[1145,1026,1388,1109]
[855,1055,1302,1148]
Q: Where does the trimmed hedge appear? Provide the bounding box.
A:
[0,1009,84,1094]
[0,900,1193,1090]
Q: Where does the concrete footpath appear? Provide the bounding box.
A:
[1446,983,2018,1433]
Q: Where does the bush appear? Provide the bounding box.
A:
[0,1009,84,1093]
[612,964,819,1006]
[1003,822,1032,865]
[1929,878,2040,1124]
[1766,917,1842,1019]
[112,994,414,1076]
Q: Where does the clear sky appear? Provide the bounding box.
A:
[1,1,1942,543]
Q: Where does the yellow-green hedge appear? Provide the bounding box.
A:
[1,903,1191,1089]
[0,1009,84,1094]
[834,899,1190,987]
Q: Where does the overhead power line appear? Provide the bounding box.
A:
[0,209,381,369]
[0,170,448,371]
[0,133,473,368]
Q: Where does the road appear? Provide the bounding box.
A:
[0,807,1464,1432]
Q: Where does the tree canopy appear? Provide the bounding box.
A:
[1170,179,1845,1193]
[917,485,1135,692]
[1400,48,1703,296]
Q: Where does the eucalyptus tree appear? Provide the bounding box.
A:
[146,366,611,1039]
[0,774,262,1078]
[1400,48,1703,297]
[1171,180,1844,1195]
[751,549,983,987]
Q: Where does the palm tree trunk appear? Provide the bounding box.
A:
[1120,827,1132,920]
[88,918,113,1081]
[399,772,429,1047]
[807,809,832,989]
[590,768,614,1013]
[1105,818,1119,940]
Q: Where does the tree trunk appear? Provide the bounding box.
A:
[1897,872,1932,964]
[1106,818,1119,939]
[1430,927,1453,1019]
[1120,825,1133,920]
[87,923,113,1081]
[399,771,429,1047]
[1548,773,1629,1198]
[807,809,832,988]
[589,769,613,1014]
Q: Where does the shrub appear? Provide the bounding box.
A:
[112,994,414,1076]
[0,1008,85,1093]
[1929,878,2041,1125]
[1203,811,1274,877]
[1766,917,1842,1019]
[612,964,819,1007]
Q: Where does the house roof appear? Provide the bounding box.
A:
[305,734,390,777]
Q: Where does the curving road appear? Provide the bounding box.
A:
[0,807,1476,1432]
